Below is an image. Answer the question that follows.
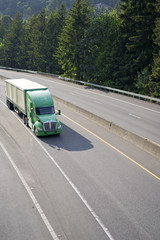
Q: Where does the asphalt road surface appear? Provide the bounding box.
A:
[0,69,160,145]
[0,71,160,240]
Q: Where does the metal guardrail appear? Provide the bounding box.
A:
[0,66,160,103]
[59,76,160,103]
[0,66,37,74]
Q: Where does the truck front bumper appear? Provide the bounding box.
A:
[36,128,62,136]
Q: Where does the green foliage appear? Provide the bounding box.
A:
[24,6,66,73]
[0,15,12,42]
[45,4,67,73]
[135,67,151,95]
[146,0,160,98]
[56,0,92,80]
[0,0,160,98]
[108,0,158,92]
[0,0,118,18]
[32,9,47,72]
[147,66,160,98]
[126,0,157,70]
[24,14,38,70]
[82,10,119,85]
[1,12,25,68]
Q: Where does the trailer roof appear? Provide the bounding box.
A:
[5,79,47,91]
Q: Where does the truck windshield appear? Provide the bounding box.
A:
[36,106,55,115]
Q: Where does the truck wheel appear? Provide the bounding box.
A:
[23,115,28,126]
[7,100,14,110]
[34,127,38,137]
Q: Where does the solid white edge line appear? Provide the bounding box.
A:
[0,99,114,240]
[0,141,59,240]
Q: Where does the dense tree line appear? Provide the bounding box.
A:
[0,0,118,18]
[0,0,160,98]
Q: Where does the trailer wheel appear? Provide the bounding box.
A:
[7,100,14,110]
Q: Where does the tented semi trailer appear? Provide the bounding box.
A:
[5,78,62,136]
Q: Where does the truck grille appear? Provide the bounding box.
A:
[43,121,56,132]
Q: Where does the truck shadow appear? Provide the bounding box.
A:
[40,122,93,152]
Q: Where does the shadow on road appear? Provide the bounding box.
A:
[40,122,94,152]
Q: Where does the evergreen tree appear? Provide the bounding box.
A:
[35,9,47,72]
[109,0,158,91]
[82,10,119,85]
[26,9,47,72]
[24,14,37,70]
[45,4,67,74]
[109,0,139,90]
[126,0,157,73]
[147,0,160,98]
[94,11,119,86]
[0,16,12,43]
[2,12,25,68]
[56,0,92,80]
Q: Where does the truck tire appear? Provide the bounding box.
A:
[7,100,14,110]
[23,115,28,126]
[34,127,38,137]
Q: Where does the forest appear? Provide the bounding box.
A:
[0,0,160,98]
[0,0,118,18]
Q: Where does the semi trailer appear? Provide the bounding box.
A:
[5,78,62,136]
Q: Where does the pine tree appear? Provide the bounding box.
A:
[2,12,25,68]
[126,0,157,73]
[34,9,47,72]
[26,9,47,72]
[108,0,138,90]
[55,0,92,80]
[0,16,12,43]
[82,11,119,85]
[110,0,158,91]
[24,14,37,70]
[45,4,67,74]
[147,0,160,98]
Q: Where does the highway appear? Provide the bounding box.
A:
[0,69,160,145]
[0,70,160,240]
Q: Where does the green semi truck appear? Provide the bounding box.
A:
[5,78,62,136]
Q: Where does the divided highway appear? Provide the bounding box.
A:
[0,70,160,240]
[0,69,160,145]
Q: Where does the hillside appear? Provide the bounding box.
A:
[0,0,118,18]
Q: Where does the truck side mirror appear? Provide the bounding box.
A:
[58,109,61,115]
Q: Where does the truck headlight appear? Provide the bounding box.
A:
[57,124,61,129]
[37,127,43,131]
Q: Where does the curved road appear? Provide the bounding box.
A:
[0,71,160,240]
[0,69,160,145]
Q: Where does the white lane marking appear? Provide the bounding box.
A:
[1,70,160,114]
[0,141,59,240]
[0,99,114,240]
[129,113,141,119]
[28,137,114,240]
[69,92,76,95]
[94,100,102,105]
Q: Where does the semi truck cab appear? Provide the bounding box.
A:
[5,79,62,137]
[26,89,61,136]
